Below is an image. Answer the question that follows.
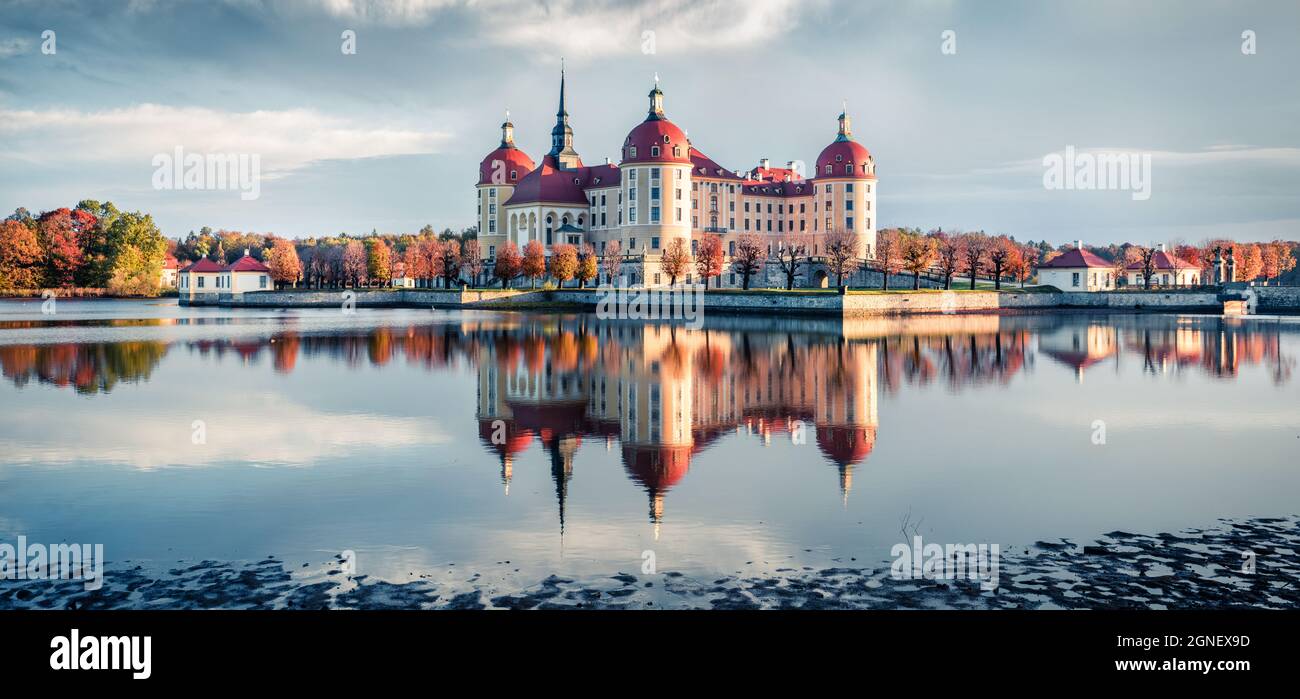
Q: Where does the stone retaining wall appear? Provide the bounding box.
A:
[185,287,1293,316]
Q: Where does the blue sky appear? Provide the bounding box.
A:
[1,0,1297,245]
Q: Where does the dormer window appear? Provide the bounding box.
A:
[673,146,681,157]
[510,170,517,181]
[845,165,852,175]
[629,146,637,158]
[574,177,581,185]
[824,165,832,174]
[662,135,670,143]
[651,145,660,157]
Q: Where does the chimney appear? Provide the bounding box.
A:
[760,158,770,170]
[1158,242,1167,252]
[605,157,611,165]
[1076,240,1083,250]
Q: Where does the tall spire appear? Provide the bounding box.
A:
[647,74,665,120]
[557,59,567,118]
[837,99,853,142]
[500,108,515,148]
[549,59,581,168]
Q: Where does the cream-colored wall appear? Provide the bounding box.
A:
[1040,267,1115,291]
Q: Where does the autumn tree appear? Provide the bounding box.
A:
[1232,243,1263,282]
[462,240,484,287]
[935,234,962,290]
[494,242,522,288]
[1261,240,1296,282]
[773,232,808,290]
[549,243,578,288]
[874,228,904,290]
[0,220,44,290]
[660,238,691,285]
[960,232,988,289]
[366,238,392,287]
[1134,245,1157,289]
[824,228,861,288]
[440,239,462,287]
[600,240,623,285]
[696,234,724,289]
[900,232,936,290]
[421,238,445,287]
[342,240,367,287]
[104,211,167,296]
[37,209,84,287]
[987,236,1017,290]
[576,244,598,289]
[267,238,302,288]
[731,233,765,290]
[522,240,546,287]
[403,241,429,287]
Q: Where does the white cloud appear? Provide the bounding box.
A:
[0,392,451,471]
[0,37,32,58]
[0,103,450,176]
[297,0,808,55]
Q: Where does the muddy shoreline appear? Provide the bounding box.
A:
[3,516,1296,610]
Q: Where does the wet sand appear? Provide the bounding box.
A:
[4,516,1297,610]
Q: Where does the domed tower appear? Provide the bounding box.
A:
[619,78,693,285]
[814,105,876,259]
[477,112,535,261]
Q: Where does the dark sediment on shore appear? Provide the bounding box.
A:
[3,516,1297,610]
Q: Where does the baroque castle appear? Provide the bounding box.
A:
[476,70,878,288]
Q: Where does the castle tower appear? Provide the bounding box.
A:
[618,78,693,285]
[814,103,877,259]
[477,111,535,262]
[549,64,582,170]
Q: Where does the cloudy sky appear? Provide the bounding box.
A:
[1,0,1297,245]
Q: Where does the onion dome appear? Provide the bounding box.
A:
[815,425,877,467]
[478,112,536,186]
[815,107,874,178]
[621,78,692,165]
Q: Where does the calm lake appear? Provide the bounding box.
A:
[1,298,1297,605]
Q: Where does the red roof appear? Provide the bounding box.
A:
[742,180,815,198]
[690,148,743,180]
[816,139,873,179]
[226,255,271,273]
[503,157,590,206]
[815,425,877,467]
[622,118,691,165]
[163,255,179,270]
[1126,250,1197,271]
[1041,248,1111,269]
[180,258,225,273]
[478,145,536,186]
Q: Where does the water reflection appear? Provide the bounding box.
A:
[1,312,1295,532]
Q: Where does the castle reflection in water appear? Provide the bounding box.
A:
[1,313,1295,529]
